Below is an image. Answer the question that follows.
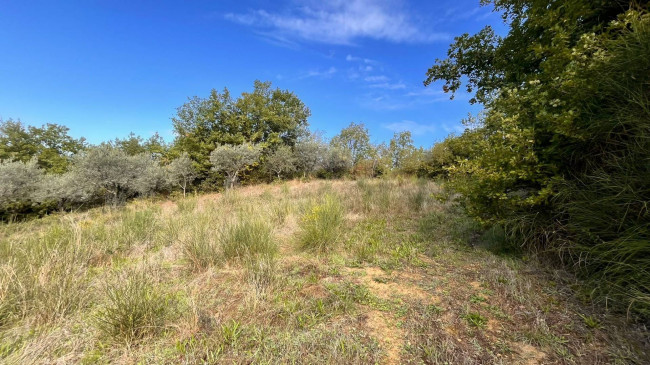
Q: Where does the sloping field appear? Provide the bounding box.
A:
[0,179,647,364]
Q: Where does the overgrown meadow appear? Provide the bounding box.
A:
[1,179,646,364]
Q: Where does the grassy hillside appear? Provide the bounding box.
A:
[0,179,647,364]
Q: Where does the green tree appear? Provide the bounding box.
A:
[209,143,262,189]
[114,132,146,156]
[293,133,326,178]
[172,81,311,182]
[265,145,296,179]
[0,119,86,173]
[388,131,415,170]
[418,137,457,178]
[144,132,169,158]
[426,1,650,315]
[167,152,197,197]
[330,122,371,165]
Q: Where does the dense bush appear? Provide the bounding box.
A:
[0,159,43,218]
[293,134,327,178]
[210,143,262,189]
[73,145,168,205]
[0,145,169,219]
[319,147,352,179]
[426,1,650,316]
[167,152,197,197]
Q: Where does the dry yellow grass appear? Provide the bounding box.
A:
[0,178,647,364]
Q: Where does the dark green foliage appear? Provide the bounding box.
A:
[0,119,86,173]
[171,80,311,186]
[427,1,650,316]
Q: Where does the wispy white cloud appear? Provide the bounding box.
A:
[301,66,337,79]
[224,0,450,45]
[406,87,445,97]
[383,120,437,136]
[369,81,406,90]
[346,54,377,64]
[359,85,468,111]
[364,75,389,82]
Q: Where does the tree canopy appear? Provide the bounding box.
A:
[0,119,86,173]
[427,0,650,316]
[172,80,311,181]
[210,143,263,189]
[330,122,371,164]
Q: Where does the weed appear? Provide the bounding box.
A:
[299,194,344,252]
[221,320,242,346]
[579,314,602,329]
[463,312,488,328]
[470,294,487,304]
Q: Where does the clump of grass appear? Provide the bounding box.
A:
[115,208,158,249]
[470,295,487,304]
[245,255,276,297]
[176,197,198,213]
[271,199,292,224]
[299,194,344,252]
[222,189,241,206]
[579,314,602,329]
[463,312,488,328]
[182,218,221,271]
[347,219,387,264]
[95,272,171,343]
[280,183,291,196]
[357,179,391,212]
[418,338,459,364]
[0,223,90,325]
[408,184,429,212]
[158,216,183,247]
[220,320,243,346]
[221,214,276,262]
[426,304,444,315]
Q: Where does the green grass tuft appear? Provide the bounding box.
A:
[95,272,171,343]
[299,194,344,252]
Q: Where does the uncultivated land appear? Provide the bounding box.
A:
[0,179,648,364]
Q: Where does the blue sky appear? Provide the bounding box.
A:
[0,0,506,147]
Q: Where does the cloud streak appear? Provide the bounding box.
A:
[301,66,337,79]
[224,0,450,45]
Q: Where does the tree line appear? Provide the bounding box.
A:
[423,0,649,318]
[1,81,436,220]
